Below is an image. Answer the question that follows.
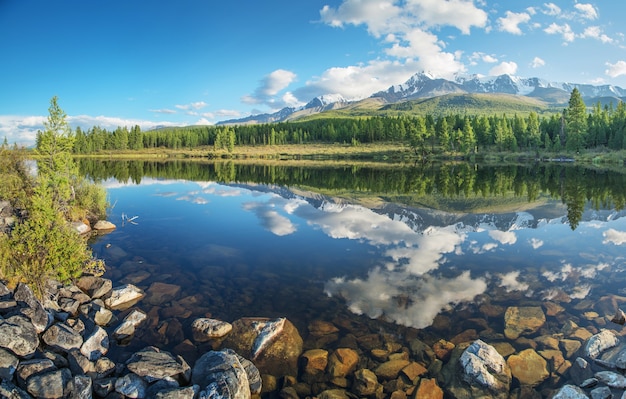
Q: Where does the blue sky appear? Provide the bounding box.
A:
[2,0,626,144]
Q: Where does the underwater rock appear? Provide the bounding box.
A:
[504,306,546,340]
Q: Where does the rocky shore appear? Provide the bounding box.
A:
[2,275,626,398]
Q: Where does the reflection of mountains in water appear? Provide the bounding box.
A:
[231,182,626,233]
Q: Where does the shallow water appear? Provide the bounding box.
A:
[85,160,626,393]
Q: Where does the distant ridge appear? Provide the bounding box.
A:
[217,72,626,125]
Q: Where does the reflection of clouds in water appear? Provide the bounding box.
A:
[176,195,209,205]
[499,271,529,292]
[529,238,544,249]
[103,177,182,189]
[325,269,486,329]
[570,285,592,300]
[202,185,244,197]
[242,200,297,236]
[153,191,178,197]
[385,226,466,276]
[541,262,610,300]
[489,230,517,245]
[603,229,626,245]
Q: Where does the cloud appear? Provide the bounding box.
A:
[488,230,517,245]
[529,238,544,249]
[175,101,207,111]
[149,108,177,114]
[499,271,529,292]
[404,0,488,35]
[497,11,531,35]
[319,0,401,37]
[489,61,518,76]
[324,269,487,329]
[605,61,626,78]
[603,228,626,245]
[544,23,575,43]
[242,69,298,109]
[531,57,545,68]
[243,199,297,236]
[542,3,561,16]
[582,26,615,44]
[574,3,598,20]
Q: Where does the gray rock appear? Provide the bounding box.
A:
[192,349,251,399]
[58,297,81,316]
[0,380,31,399]
[551,384,591,399]
[76,276,113,299]
[595,370,626,388]
[68,349,95,375]
[352,368,378,396]
[81,325,109,361]
[71,375,93,399]
[580,377,599,388]
[112,309,146,341]
[71,221,91,234]
[460,340,511,391]
[0,347,19,381]
[154,385,199,399]
[585,330,620,359]
[191,318,232,342]
[591,386,612,399]
[570,357,595,385]
[236,354,262,395]
[16,358,56,387]
[25,368,72,398]
[145,379,179,397]
[115,372,148,398]
[93,377,116,397]
[0,316,40,357]
[126,346,186,382]
[104,284,144,310]
[94,357,117,379]
[42,322,84,352]
[0,281,12,297]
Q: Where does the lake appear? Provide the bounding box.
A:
[82,159,626,395]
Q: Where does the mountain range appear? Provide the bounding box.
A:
[217,72,626,125]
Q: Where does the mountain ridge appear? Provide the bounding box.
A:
[217,72,626,125]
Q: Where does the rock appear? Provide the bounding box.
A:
[318,389,351,399]
[153,386,199,399]
[126,346,186,381]
[15,358,56,387]
[15,283,51,333]
[441,340,511,399]
[26,367,72,398]
[590,386,612,399]
[94,220,116,230]
[492,342,516,358]
[222,317,303,378]
[113,309,147,341]
[300,349,328,383]
[585,329,620,359]
[352,369,378,396]
[0,347,19,381]
[504,306,546,340]
[0,315,39,357]
[71,221,91,234]
[308,320,339,336]
[92,377,116,397]
[0,380,31,399]
[115,372,148,398]
[81,325,109,361]
[327,348,359,378]
[409,338,435,364]
[146,282,181,305]
[236,354,262,395]
[191,349,251,399]
[506,348,549,386]
[560,339,582,359]
[104,284,145,310]
[72,374,93,399]
[415,378,444,399]
[191,318,232,342]
[550,384,589,399]
[375,359,411,380]
[67,349,95,375]
[433,339,456,361]
[400,362,427,383]
[42,322,84,352]
[76,276,113,299]
[595,370,626,388]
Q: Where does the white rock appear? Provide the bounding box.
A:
[104,284,144,310]
[585,329,620,359]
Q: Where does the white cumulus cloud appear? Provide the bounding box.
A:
[603,229,626,245]
[606,61,626,78]
[242,69,298,109]
[497,11,531,35]
[544,23,575,43]
[531,57,545,68]
[574,3,598,20]
[489,61,518,76]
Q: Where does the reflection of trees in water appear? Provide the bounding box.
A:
[78,159,626,229]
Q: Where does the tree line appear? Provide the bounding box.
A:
[70,89,626,154]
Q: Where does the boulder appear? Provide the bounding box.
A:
[25,368,72,398]
[104,284,144,310]
[584,329,620,359]
[113,309,147,341]
[504,306,545,340]
[0,347,19,381]
[191,349,251,399]
[115,372,148,398]
[222,317,303,378]
[440,340,511,399]
[80,325,109,361]
[42,322,84,353]
[126,346,187,381]
[327,348,359,378]
[76,276,113,299]
[0,316,39,357]
[191,318,232,342]
[506,348,549,386]
[300,349,328,383]
[93,220,116,231]
[352,368,378,396]
[595,370,626,389]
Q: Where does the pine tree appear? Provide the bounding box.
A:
[565,88,587,152]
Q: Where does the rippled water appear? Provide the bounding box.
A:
[85,160,626,392]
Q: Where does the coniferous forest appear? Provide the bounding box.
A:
[70,90,626,155]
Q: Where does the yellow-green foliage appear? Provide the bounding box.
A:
[69,177,108,221]
[0,183,90,297]
[0,145,33,210]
